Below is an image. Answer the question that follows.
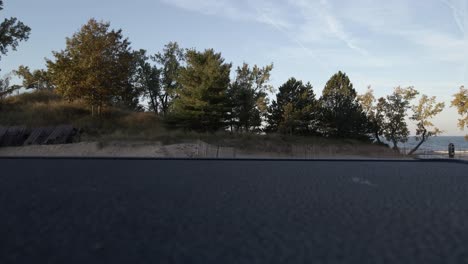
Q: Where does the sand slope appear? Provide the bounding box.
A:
[0,140,411,159]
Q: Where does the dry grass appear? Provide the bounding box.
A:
[0,90,164,140]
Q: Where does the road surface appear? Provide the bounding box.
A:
[1,158,468,263]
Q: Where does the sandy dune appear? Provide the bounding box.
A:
[0,141,410,159]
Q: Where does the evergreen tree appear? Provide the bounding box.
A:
[168,49,231,132]
[267,78,318,135]
[318,71,370,139]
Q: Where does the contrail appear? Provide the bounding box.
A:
[439,0,468,83]
[440,0,466,36]
[318,0,368,56]
[255,9,333,95]
[256,8,318,59]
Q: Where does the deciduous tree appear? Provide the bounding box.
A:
[227,63,273,132]
[379,86,419,152]
[47,19,138,115]
[408,95,445,155]
[357,86,384,143]
[451,86,468,140]
[132,49,161,113]
[15,66,53,90]
[0,73,20,107]
[0,0,31,64]
[153,42,184,116]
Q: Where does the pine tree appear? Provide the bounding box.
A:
[319,71,370,139]
[168,49,231,132]
[267,78,318,135]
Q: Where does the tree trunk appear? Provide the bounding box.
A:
[148,89,158,114]
[392,140,400,153]
[161,94,169,116]
[374,131,382,144]
[408,129,427,156]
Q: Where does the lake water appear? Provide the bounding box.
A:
[384,136,468,156]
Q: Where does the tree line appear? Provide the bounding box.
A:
[1,12,467,153]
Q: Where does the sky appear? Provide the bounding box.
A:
[1,0,467,136]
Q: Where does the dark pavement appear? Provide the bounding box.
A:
[1,158,468,263]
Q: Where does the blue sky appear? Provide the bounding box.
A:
[1,0,467,136]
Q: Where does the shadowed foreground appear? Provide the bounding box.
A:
[1,158,468,264]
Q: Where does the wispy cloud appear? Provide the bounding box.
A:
[160,0,468,69]
[161,0,368,55]
[440,0,467,36]
[283,0,369,55]
[435,0,468,82]
[160,0,250,21]
[160,0,292,28]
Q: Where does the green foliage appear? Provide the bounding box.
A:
[46,19,139,114]
[319,71,370,139]
[267,78,318,135]
[379,86,419,151]
[0,74,21,109]
[407,94,445,155]
[357,87,384,143]
[153,42,185,115]
[451,86,468,139]
[227,63,273,132]
[167,48,231,132]
[0,0,31,63]
[132,49,161,113]
[15,65,53,90]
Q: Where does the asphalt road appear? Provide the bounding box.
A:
[1,158,468,264]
